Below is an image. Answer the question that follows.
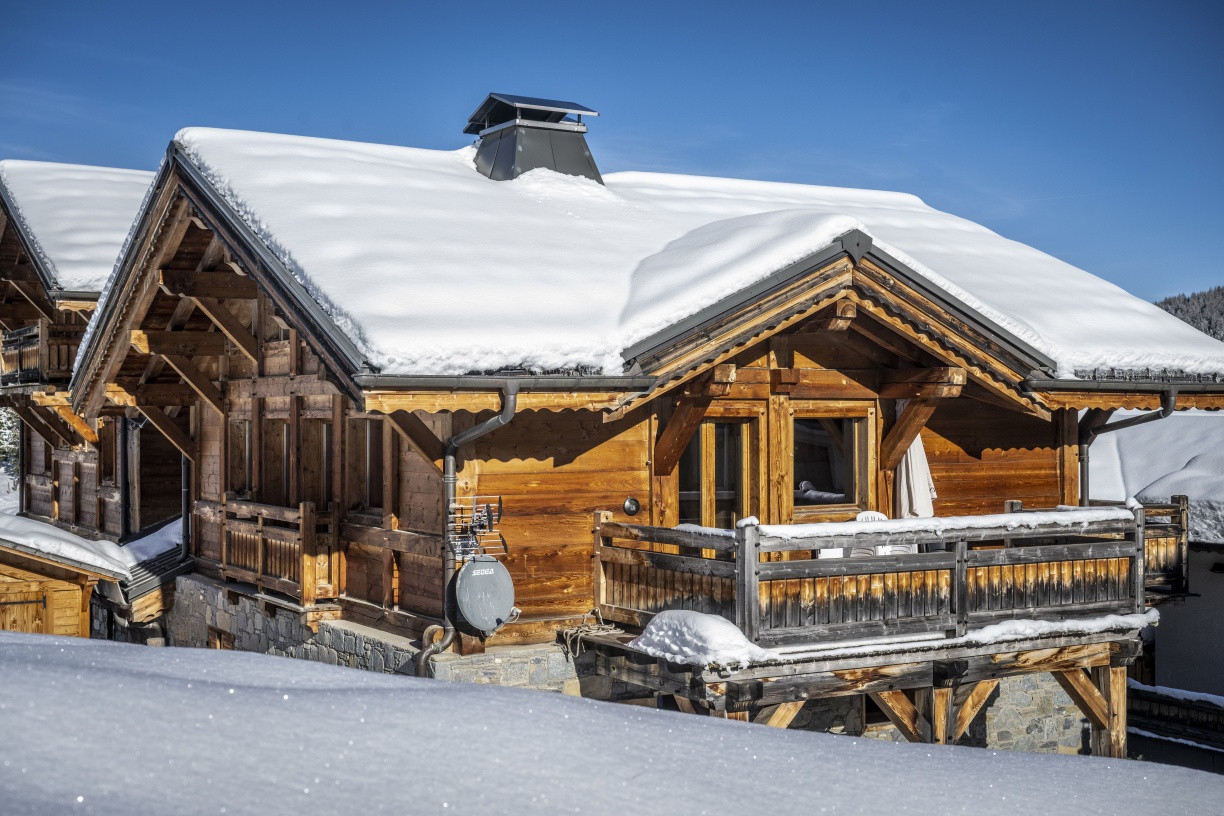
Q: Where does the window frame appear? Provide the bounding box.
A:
[789,399,877,523]
[675,402,764,530]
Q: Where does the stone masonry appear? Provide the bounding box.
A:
[166,574,581,692]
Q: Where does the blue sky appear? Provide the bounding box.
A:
[2,1,1221,301]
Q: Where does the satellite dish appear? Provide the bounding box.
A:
[454,556,516,636]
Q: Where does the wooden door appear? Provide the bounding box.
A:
[0,591,49,634]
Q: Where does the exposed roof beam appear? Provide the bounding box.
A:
[160,269,258,300]
[160,354,224,414]
[131,329,229,357]
[137,406,195,461]
[191,297,258,362]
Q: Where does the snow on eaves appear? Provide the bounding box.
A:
[0,513,129,581]
[170,127,1224,379]
[0,160,153,293]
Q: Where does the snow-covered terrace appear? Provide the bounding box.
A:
[150,127,1224,381]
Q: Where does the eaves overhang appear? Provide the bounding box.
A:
[353,373,657,391]
[0,181,60,297]
[69,158,176,413]
[171,145,368,400]
[620,228,1058,382]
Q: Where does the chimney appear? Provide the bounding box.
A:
[465,93,602,184]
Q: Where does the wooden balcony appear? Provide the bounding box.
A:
[593,505,1149,649]
[214,497,339,608]
[0,321,78,386]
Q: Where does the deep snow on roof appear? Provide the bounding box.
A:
[173,127,1224,379]
[0,160,153,293]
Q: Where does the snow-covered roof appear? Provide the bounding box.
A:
[0,513,129,581]
[172,127,1224,380]
[1090,409,1224,543]
[0,160,153,294]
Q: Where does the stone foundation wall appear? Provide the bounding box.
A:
[166,574,581,692]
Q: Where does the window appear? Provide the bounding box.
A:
[677,419,756,529]
[791,402,874,520]
[97,419,117,485]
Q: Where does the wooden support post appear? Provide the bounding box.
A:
[1089,666,1128,758]
[592,510,612,612]
[954,539,968,637]
[300,502,317,607]
[735,523,760,644]
[382,419,398,531]
[931,687,952,745]
[1132,505,1145,613]
[288,396,300,506]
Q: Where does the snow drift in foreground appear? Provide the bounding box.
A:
[2,633,1219,816]
[1090,409,1224,542]
[628,610,780,666]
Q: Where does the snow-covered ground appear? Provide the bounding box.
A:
[1,632,1219,816]
[0,475,18,516]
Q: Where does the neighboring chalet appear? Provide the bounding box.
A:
[0,160,188,641]
[63,95,1224,756]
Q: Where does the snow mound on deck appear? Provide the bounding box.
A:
[1137,451,1224,543]
[167,127,1224,378]
[629,610,780,666]
[0,514,129,580]
[0,160,153,292]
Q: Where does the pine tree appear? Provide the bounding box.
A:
[1156,285,1224,341]
[0,408,19,490]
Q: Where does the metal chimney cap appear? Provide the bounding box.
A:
[464,93,599,135]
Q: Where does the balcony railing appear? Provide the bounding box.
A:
[219,497,338,606]
[593,505,1147,648]
[1,321,78,386]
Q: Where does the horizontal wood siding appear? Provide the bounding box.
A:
[471,411,651,622]
[923,400,1062,516]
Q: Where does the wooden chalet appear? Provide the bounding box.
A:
[61,98,1224,757]
[0,160,188,640]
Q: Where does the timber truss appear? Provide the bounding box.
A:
[572,626,1139,758]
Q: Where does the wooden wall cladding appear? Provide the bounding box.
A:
[469,410,652,621]
[922,400,1062,516]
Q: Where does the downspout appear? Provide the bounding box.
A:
[180,455,190,560]
[118,419,130,540]
[1078,388,1178,506]
[17,420,25,516]
[416,381,519,677]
